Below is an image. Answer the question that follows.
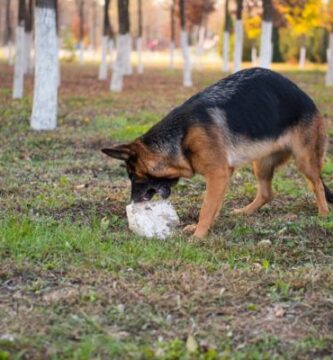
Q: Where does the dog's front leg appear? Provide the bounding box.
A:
[192,169,230,238]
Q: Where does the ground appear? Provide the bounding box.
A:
[0,62,333,360]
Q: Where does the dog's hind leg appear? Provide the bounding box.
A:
[233,151,290,215]
[292,118,329,215]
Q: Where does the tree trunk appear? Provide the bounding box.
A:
[196,19,206,69]
[169,0,175,70]
[179,0,192,87]
[99,0,111,80]
[31,0,58,130]
[90,0,97,51]
[110,0,131,92]
[55,0,60,87]
[24,0,34,75]
[222,0,230,72]
[77,0,85,64]
[13,0,26,99]
[326,32,333,86]
[259,0,273,68]
[136,0,143,74]
[251,45,257,65]
[5,0,14,65]
[299,46,306,69]
[233,0,243,73]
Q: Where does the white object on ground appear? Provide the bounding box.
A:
[126,200,180,240]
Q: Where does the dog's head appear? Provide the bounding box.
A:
[101,142,179,203]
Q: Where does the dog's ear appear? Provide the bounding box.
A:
[101,144,132,161]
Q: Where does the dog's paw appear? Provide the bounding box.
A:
[231,207,252,215]
[183,224,197,234]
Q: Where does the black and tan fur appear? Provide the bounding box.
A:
[102,68,333,239]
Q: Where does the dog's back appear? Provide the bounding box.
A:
[142,68,318,157]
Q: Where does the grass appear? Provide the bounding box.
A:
[0,62,333,359]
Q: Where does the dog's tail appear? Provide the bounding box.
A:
[322,178,333,204]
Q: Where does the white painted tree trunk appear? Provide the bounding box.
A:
[78,42,84,64]
[136,37,144,74]
[259,21,272,68]
[222,31,230,72]
[233,20,243,73]
[251,46,257,66]
[180,30,192,87]
[109,38,114,69]
[98,35,109,80]
[13,25,25,99]
[299,46,306,69]
[110,34,127,92]
[24,31,33,74]
[196,25,205,69]
[326,33,333,86]
[31,7,58,130]
[169,41,175,70]
[7,42,14,65]
[123,33,132,75]
[57,37,61,87]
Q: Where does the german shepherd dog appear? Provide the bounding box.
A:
[102,68,333,238]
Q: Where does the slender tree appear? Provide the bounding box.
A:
[110,0,131,92]
[325,0,333,86]
[276,0,321,69]
[90,0,98,51]
[31,0,58,130]
[98,0,111,80]
[233,0,243,72]
[24,0,34,75]
[179,0,192,87]
[222,0,231,72]
[76,0,85,64]
[12,0,26,99]
[259,0,273,68]
[136,0,144,74]
[186,0,215,69]
[122,0,132,75]
[169,0,176,69]
[5,0,13,64]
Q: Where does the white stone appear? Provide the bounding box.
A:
[126,200,180,240]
